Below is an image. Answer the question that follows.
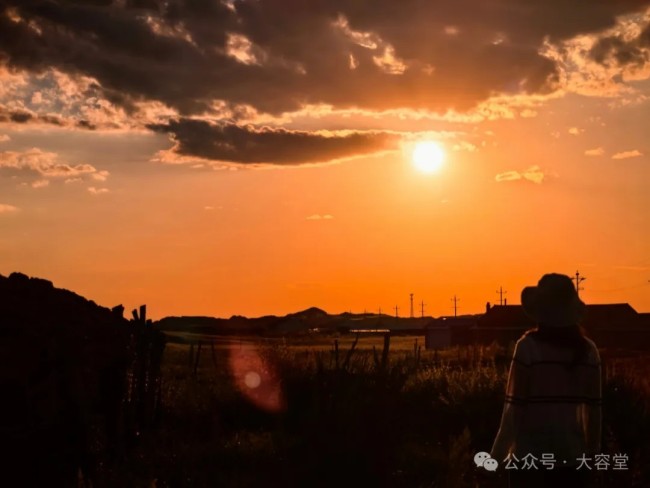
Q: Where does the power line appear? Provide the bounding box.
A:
[588,280,650,293]
[496,286,507,306]
[572,270,586,297]
[451,295,460,317]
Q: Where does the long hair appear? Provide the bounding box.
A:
[524,323,590,368]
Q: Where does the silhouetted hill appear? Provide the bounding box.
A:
[0,273,164,486]
[287,307,328,318]
[156,309,433,336]
[156,314,285,335]
[0,272,132,385]
[0,272,128,334]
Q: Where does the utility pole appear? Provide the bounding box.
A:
[394,305,399,318]
[496,286,507,306]
[410,293,414,318]
[451,295,460,317]
[572,270,586,297]
[378,306,382,316]
[420,300,425,318]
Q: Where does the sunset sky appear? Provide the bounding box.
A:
[1,0,649,319]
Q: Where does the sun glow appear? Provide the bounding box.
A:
[412,141,445,173]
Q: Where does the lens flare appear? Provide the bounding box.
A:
[228,343,284,412]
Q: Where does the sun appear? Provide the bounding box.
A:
[412,141,445,173]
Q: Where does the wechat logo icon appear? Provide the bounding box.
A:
[474,451,499,471]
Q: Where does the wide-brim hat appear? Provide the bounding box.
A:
[521,273,586,327]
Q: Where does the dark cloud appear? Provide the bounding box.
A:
[148,119,398,164]
[76,119,96,130]
[1,0,650,164]
[590,22,650,68]
[9,110,32,123]
[1,0,649,117]
[0,105,66,126]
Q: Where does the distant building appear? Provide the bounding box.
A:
[425,301,650,351]
[582,303,638,329]
[424,316,479,349]
[583,304,650,350]
[639,313,650,327]
[475,303,535,345]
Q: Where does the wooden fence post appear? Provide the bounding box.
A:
[189,343,195,369]
[333,339,340,370]
[381,332,391,370]
[210,341,219,371]
[193,341,202,376]
[127,305,166,439]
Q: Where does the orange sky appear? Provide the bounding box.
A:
[1,3,649,319]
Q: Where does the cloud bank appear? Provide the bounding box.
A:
[0,0,649,164]
[148,119,398,164]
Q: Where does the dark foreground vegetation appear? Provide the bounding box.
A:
[3,273,649,487]
[90,340,650,488]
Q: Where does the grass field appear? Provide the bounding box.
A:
[90,334,650,487]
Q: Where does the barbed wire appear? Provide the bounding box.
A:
[587,281,650,293]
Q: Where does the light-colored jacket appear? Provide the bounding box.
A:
[490,333,602,466]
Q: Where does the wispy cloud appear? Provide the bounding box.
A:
[612,150,642,160]
[91,170,110,182]
[495,171,522,183]
[0,148,107,179]
[451,141,477,152]
[0,203,19,213]
[0,134,9,143]
[519,109,537,118]
[87,186,109,195]
[306,214,334,220]
[31,179,49,188]
[585,147,604,156]
[372,46,407,75]
[495,165,549,184]
[541,17,650,100]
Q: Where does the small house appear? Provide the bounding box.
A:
[425,316,479,349]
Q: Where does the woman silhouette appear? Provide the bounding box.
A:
[490,273,602,488]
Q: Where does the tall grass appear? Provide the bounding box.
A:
[91,341,650,487]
